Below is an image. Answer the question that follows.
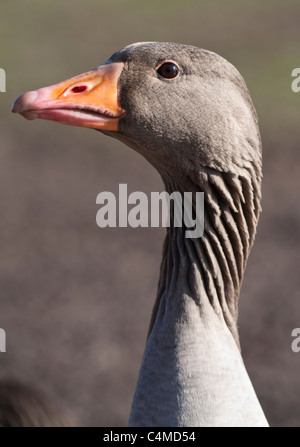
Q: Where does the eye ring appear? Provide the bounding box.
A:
[156,61,180,80]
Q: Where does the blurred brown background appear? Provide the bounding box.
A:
[1,0,300,427]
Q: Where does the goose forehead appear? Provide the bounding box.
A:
[110,42,232,77]
[111,41,197,61]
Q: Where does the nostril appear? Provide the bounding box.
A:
[71,85,87,93]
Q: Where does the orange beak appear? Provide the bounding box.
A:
[12,62,125,131]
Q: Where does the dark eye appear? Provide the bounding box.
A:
[157,62,179,79]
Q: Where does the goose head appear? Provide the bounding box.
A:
[12,42,261,184]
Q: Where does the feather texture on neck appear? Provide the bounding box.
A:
[129,158,267,427]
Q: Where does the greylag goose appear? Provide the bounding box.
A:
[12,41,268,427]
